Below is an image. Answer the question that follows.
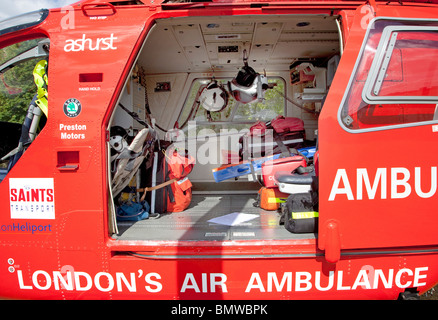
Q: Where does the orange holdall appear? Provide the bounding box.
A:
[142,145,195,213]
[165,148,195,212]
[258,187,289,211]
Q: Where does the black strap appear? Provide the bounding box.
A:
[164,156,175,206]
[272,130,310,164]
[272,132,292,158]
[118,103,151,129]
[289,147,309,164]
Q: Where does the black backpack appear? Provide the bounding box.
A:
[283,192,319,233]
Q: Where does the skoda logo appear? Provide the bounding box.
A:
[63,98,82,118]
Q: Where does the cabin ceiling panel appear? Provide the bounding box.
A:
[172,24,204,47]
[184,45,210,68]
[141,15,340,74]
[139,26,192,73]
[279,31,339,41]
[281,17,338,32]
[272,40,339,59]
[249,44,273,64]
[253,22,282,45]
[200,21,255,34]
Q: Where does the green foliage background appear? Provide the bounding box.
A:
[0,39,42,124]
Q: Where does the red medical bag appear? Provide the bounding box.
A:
[261,155,306,188]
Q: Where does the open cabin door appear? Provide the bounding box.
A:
[318,5,438,262]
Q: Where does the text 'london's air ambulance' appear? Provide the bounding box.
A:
[0,0,437,300]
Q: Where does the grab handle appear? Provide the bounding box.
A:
[324,221,341,263]
[81,3,116,17]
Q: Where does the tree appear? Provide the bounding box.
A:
[0,38,42,124]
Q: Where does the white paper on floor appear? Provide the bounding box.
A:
[208,212,258,226]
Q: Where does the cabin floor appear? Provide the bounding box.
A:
[115,182,316,242]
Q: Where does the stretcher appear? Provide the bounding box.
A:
[212,154,281,183]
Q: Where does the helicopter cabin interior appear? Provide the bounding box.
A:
[108,13,341,242]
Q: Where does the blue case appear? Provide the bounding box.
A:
[297,146,316,159]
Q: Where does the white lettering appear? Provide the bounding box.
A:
[180,273,227,293]
[172,305,206,317]
[357,168,387,200]
[315,271,334,291]
[59,123,87,140]
[64,34,117,52]
[74,271,92,291]
[94,272,114,292]
[329,169,354,201]
[180,273,200,293]
[13,267,430,295]
[330,167,438,201]
[415,167,437,198]
[245,273,265,292]
[59,124,87,131]
[267,272,292,292]
[63,39,75,52]
[336,271,351,290]
[17,270,32,289]
[210,273,228,293]
[295,272,312,291]
[395,268,413,288]
[53,271,74,291]
[202,273,207,292]
[215,304,267,315]
[413,267,428,287]
[373,269,393,289]
[116,272,136,292]
[391,168,411,199]
[145,272,162,293]
[61,132,86,140]
[32,270,51,290]
[352,269,371,290]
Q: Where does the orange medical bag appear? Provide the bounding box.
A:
[257,187,289,211]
